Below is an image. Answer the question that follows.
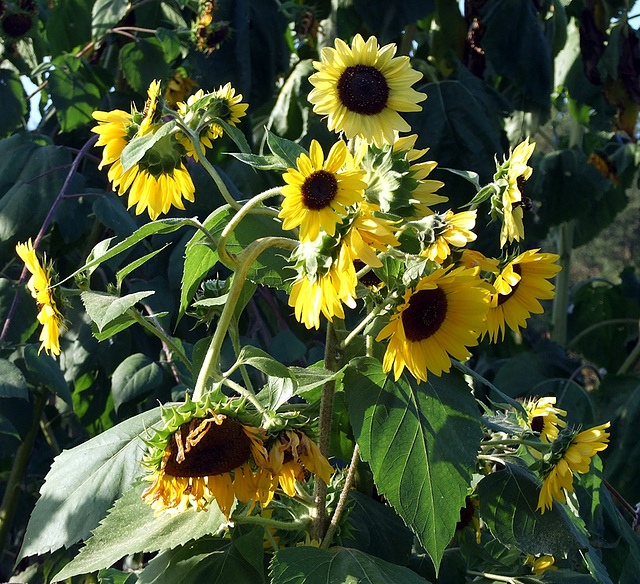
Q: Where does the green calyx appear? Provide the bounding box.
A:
[536,425,580,477]
[137,133,186,178]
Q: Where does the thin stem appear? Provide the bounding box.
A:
[617,323,640,375]
[567,318,638,349]
[340,305,381,349]
[192,237,296,401]
[551,220,575,347]
[0,391,46,553]
[232,514,308,530]
[602,478,638,518]
[313,321,341,541]
[1,136,98,343]
[128,309,192,374]
[217,187,283,269]
[228,319,255,393]
[466,571,524,584]
[220,376,265,414]
[322,443,360,549]
[142,304,185,384]
[481,438,551,450]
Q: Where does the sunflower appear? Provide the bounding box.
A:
[93,80,197,221]
[15,239,64,356]
[459,249,500,274]
[279,140,367,242]
[483,249,561,343]
[265,430,334,497]
[376,266,489,383]
[499,138,535,248]
[421,210,477,263]
[524,396,567,443]
[525,555,557,574]
[288,250,357,330]
[177,83,248,161]
[142,398,271,518]
[164,70,198,109]
[308,34,426,147]
[537,422,610,514]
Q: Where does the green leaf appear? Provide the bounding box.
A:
[266,129,306,168]
[119,38,172,93]
[48,0,92,53]
[82,290,154,333]
[344,358,482,569]
[236,345,295,380]
[214,117,250,154]
[68,218,197,283]
[23,345,73,404]
[111,354,163,412]
[229,152,287,171]
[178,207,225,322]
[54,482,228,581]
[92,0,130,38]
[120,122,176,173]
[270,546,431,584]
[0,359,28,400]
[116,244,170,290]
[48,55,103,132]
[92,193,137,238]
[18,408,163,560]
[477,463,589,556]
[155,27,183,62]
[0,69,28,137]
[98,568,138,584]
[137,527,265,584]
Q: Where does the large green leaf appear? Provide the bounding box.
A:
[111,353,164,412]
[81,290,154,334]
[137,527,265,584]
[53,482,228,581]
[270,546,431,584]
[119,38,172,94]
[344,358,483,569]
[18,408,163,560]
[477,463,589,556]
[0,358,28,399]
[0,69,28,137]
[92,0,130,38]
[47,0,92,53]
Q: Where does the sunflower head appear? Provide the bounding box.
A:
[308,34,426,147]
[164,70,198,109]
[523,396,567,443]
[15,239,66,356]
[0,0,38,40]
[138,79,164,136]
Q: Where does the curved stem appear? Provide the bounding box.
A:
[232,514,308,530]
[220,376,265,414]
[128,309,192,374]
[192,237,297,401]
[322,443,360,549]
[567,318,638,349]
[340,305,382,349]
[618,330,640,375]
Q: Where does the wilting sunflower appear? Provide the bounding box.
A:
[308,34,426,147]
[499,138,535,248]
[376,266,489,383]
[483,249,561,343]
[279,140,367,242]
[421,210,477,264]
[142,397,270,518]
[15,239,64,356]
[93,80,197,221]
[289,248,357,330]
[164,70,198,109]
[537,422,610,514]
[177,83,248,161]
[265,430,334,497]
[525,555,557,574]
[524,396,567,443]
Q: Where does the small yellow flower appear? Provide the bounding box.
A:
[308,34,426,147]
[376,266,489,383]
[279,140,367,242]
[525,554,557,574]
[483,249,561,343]
[537,422,610,514]
[15,239,64,356]
[524,397,567,443]
[421,210,477,263]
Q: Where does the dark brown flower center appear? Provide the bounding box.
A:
[164,416,252,477]
[496,264,522,306]
[401,287,448,342]
[530,415,545,434]
[301,170,338,210]
[2,12,33,37]
[337,64,390,116]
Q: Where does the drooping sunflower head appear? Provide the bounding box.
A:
[308,34,426,147]
[15,239,66,356]
[279,139,367,242]
[142,395,270,518]
[419,209,477,264]
[483,249,561,343]
[376,266,489,382]
[176,83,248,160]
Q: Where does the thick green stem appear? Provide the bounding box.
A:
[481,438,552,451]
[313,321,341,540]
[551,220,575,347]
[232,514,308,531]
[128,309,192,374]
[0,391,46,553]
[192,237,296,401]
